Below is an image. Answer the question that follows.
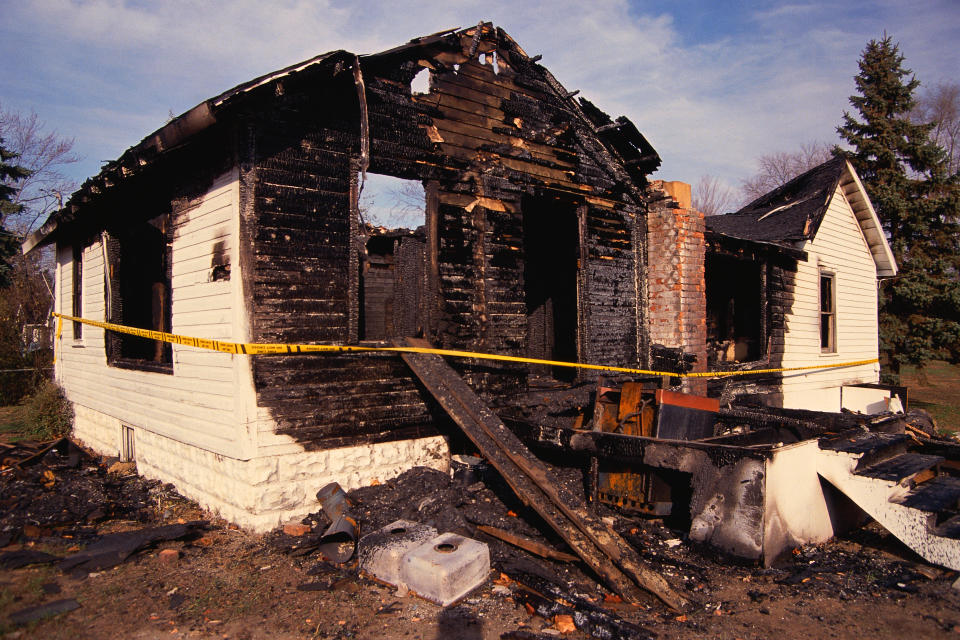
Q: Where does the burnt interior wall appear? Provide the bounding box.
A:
[704,234,799,404]
[238,26,655,449]
[361,231,427,340]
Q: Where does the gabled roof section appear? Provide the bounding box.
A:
[704,156,897,276]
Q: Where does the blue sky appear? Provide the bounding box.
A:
[1,0,957,205]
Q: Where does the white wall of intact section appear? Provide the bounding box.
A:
[57,169,257,461]
[72,404,448,530]
[779,184,881,411]
[57,167,451,530]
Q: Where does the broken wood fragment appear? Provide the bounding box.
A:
[8,599,80,626]
[476,524,579,562]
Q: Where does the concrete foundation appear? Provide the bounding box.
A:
[71,403,450,531]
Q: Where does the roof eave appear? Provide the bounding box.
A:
[839,159,898,277]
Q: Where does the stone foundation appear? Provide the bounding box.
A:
[70,403,450,531]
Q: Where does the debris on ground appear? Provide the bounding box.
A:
[7,598,80,626]
[1,435,958,639]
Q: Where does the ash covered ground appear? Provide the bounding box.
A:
[1,440,959,639]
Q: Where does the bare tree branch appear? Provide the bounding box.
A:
[740,141,833,203]
[911,81,960,176]
[692,175,737,216]
[0,104,79,235]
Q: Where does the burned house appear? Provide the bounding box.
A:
[704,156,898,411]
[22,24,668,530]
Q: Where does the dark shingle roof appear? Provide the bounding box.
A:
[705,155,846,245]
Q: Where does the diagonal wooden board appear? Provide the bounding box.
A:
[400,338,687,611]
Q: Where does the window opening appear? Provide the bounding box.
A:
[106,213,173,373]
[820,272,836,353]
[705,254,763,364]
[357,174,427,341]
[522,194,579,381]
[72,245,82,339]
[410,67,431,95]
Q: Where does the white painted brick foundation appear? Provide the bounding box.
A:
[71,402,450,531]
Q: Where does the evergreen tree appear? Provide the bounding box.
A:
[0,137,31,287]
[837,37,960,379]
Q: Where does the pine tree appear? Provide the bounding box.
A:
[837,37,960,380]
[0,137,31,287]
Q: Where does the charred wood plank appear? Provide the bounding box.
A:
[399,338,686,611]
[475,524,578,562]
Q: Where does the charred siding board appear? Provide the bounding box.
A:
[249,76,441,450]
[581,203,640,367]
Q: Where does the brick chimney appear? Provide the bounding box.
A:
[646,180,707,394]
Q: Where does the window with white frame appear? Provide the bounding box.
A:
[820,271,836,353]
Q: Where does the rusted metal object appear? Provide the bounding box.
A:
[315,482,359,563]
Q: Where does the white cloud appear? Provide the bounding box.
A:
[1,0,956,194]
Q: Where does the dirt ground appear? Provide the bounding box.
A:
[1,442,959,640]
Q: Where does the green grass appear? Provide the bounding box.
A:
[900,360,960,434]
[0,405,28,441]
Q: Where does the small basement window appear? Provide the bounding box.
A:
[820,272,836,353]
[105,214,173,373]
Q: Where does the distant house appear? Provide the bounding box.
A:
[704,156,897,411]
[22,24,667,530]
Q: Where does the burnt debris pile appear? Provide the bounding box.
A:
[0,438,178,545]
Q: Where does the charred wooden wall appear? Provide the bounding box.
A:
[241,26,654,449]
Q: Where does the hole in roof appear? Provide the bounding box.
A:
[358,173,425,231]
[411,68,430,95]
[490,51,499,74]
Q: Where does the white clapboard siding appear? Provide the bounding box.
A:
[55,168,256,458]
[780,184,881,410]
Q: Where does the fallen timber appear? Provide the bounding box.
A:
[399,338,687,611]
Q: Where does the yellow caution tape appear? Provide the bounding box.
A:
[53,315,63,364]
[51,312,879,380]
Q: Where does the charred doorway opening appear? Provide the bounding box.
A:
[522,194,580,380]
[358,174,427,341]
[705,254,764,364]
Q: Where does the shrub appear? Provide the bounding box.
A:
[20,380,72,440]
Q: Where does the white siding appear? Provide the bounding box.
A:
[780,184,881,411]
[55,169,255,458]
